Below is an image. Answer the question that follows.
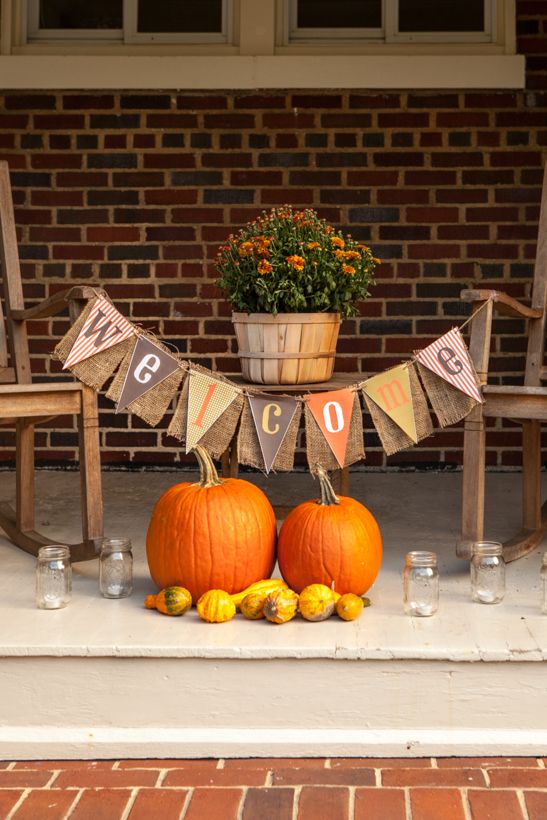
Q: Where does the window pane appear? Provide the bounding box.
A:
[138,0,223,33]
[39,0,122,29]
[399,0,485,32]
[297,0,382,29]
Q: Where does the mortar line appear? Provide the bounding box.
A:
[62,787,84,820]
[292,784,302,820]
[348,785,356,820]
[461,787,473,820]
[119,786,139,820]
[516,787,530,820]
[180,785,194,819]
[5,788,30,820]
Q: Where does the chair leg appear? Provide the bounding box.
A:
[15,419,35,533]
[522,420,541,531]
[458,405,486,559]
[77,386,103,554]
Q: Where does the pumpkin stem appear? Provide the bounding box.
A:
[193,445,223,488]
[316,464,341,507]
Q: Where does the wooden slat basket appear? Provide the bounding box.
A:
[232,312,341,385]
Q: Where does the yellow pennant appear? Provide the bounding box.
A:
[186,371,239,453]
[361,364,418,443]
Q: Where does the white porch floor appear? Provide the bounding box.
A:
[0,469,546,759]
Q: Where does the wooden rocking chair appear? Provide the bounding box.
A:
[0,161,103,561]
[459,163,547,562]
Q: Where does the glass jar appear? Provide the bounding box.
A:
[99,538,133,599]
[541,552,547,614]
[403,551,439,617]
[471,541,505,604]
[36,545,72,609]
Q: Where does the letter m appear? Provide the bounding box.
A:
[376,379,409,412]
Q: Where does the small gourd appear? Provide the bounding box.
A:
[144,586,192,616]
[299,583,336,622]
[197,589,236,623]
[336,593,365,621]
[231,578,288,609]
[240,592,266,620]
[263,588,299,624]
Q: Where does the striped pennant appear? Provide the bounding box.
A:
[415,327,482,404]
[63,297,135,370]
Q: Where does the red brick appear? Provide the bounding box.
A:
[272,767,375,786]
[382,768,486,787]
[242,788,295,820]
[54,769,159,788]
[467,789,524,820]
[488,768,547,788]
[184,788,242,820]
[13,760,115,770]
[225,757,327,769]
[411,788,466,820]
[354,788,406,820]
[298,786,349,820]
[31,154,82,169]
[332,757,432,768]
[0,791,24,817]
[69,788,133,820]
[437,756,538,769]
[87,227,141,242]
[525,791,547,820]
[0,770,52,787]
[12,789,78,819]
[128,788,189,819]
[162,767,268,787]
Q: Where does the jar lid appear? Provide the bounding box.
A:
[37,545,70,561]
[405,550,437,567]
[472,541,503,556]
[101,537,132,553]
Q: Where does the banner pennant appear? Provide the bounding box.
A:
[248,394,299,474]
[362,363,418,443]
[116,334,180,413]
[306,388,355,468]
[415,327,483,404]
[186,371,240,453]
[63,297,135,370]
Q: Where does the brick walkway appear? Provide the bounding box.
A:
[1,757,546,819]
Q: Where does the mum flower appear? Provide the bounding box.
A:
[330,236,345,249]
[307,241,320,250]
[238,241,255,257]
[286,255,305,271]
[343,264,356,275]
[258,259,273,274]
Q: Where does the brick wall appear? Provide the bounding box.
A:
[1,5,546,470]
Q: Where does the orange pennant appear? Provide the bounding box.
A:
[306,388,355,468]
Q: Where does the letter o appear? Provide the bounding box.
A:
[323,401,344,434]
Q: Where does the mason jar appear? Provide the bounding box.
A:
[403,551,439,617]
[36,545,72,609]
[99,538,133,599]
[541,552,547,614]
[471,541,505,604]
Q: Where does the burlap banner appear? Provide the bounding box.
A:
[54,289,485,469]
[304,391,365,475]
[362,362,433,456]
[239,395,301,473]
[54,296,135,391]
[106,333,184,427]
[167,366,245,459]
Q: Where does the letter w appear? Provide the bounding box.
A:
[82,308,122,348]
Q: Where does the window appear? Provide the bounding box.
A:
[288,0,493,43]
[27,0,231,44]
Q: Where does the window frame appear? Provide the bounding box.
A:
[26,0,233,45]
[287,0,495,45]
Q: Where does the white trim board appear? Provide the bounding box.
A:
[1,656,546,759]
[0,54,525,89]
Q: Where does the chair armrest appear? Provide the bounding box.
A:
[10,286,105,322]
[460,289,543,320]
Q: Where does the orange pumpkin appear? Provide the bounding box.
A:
[277,465,382,596]
[146,446,277,602]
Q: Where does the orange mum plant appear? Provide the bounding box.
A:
[216,206,377,317]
